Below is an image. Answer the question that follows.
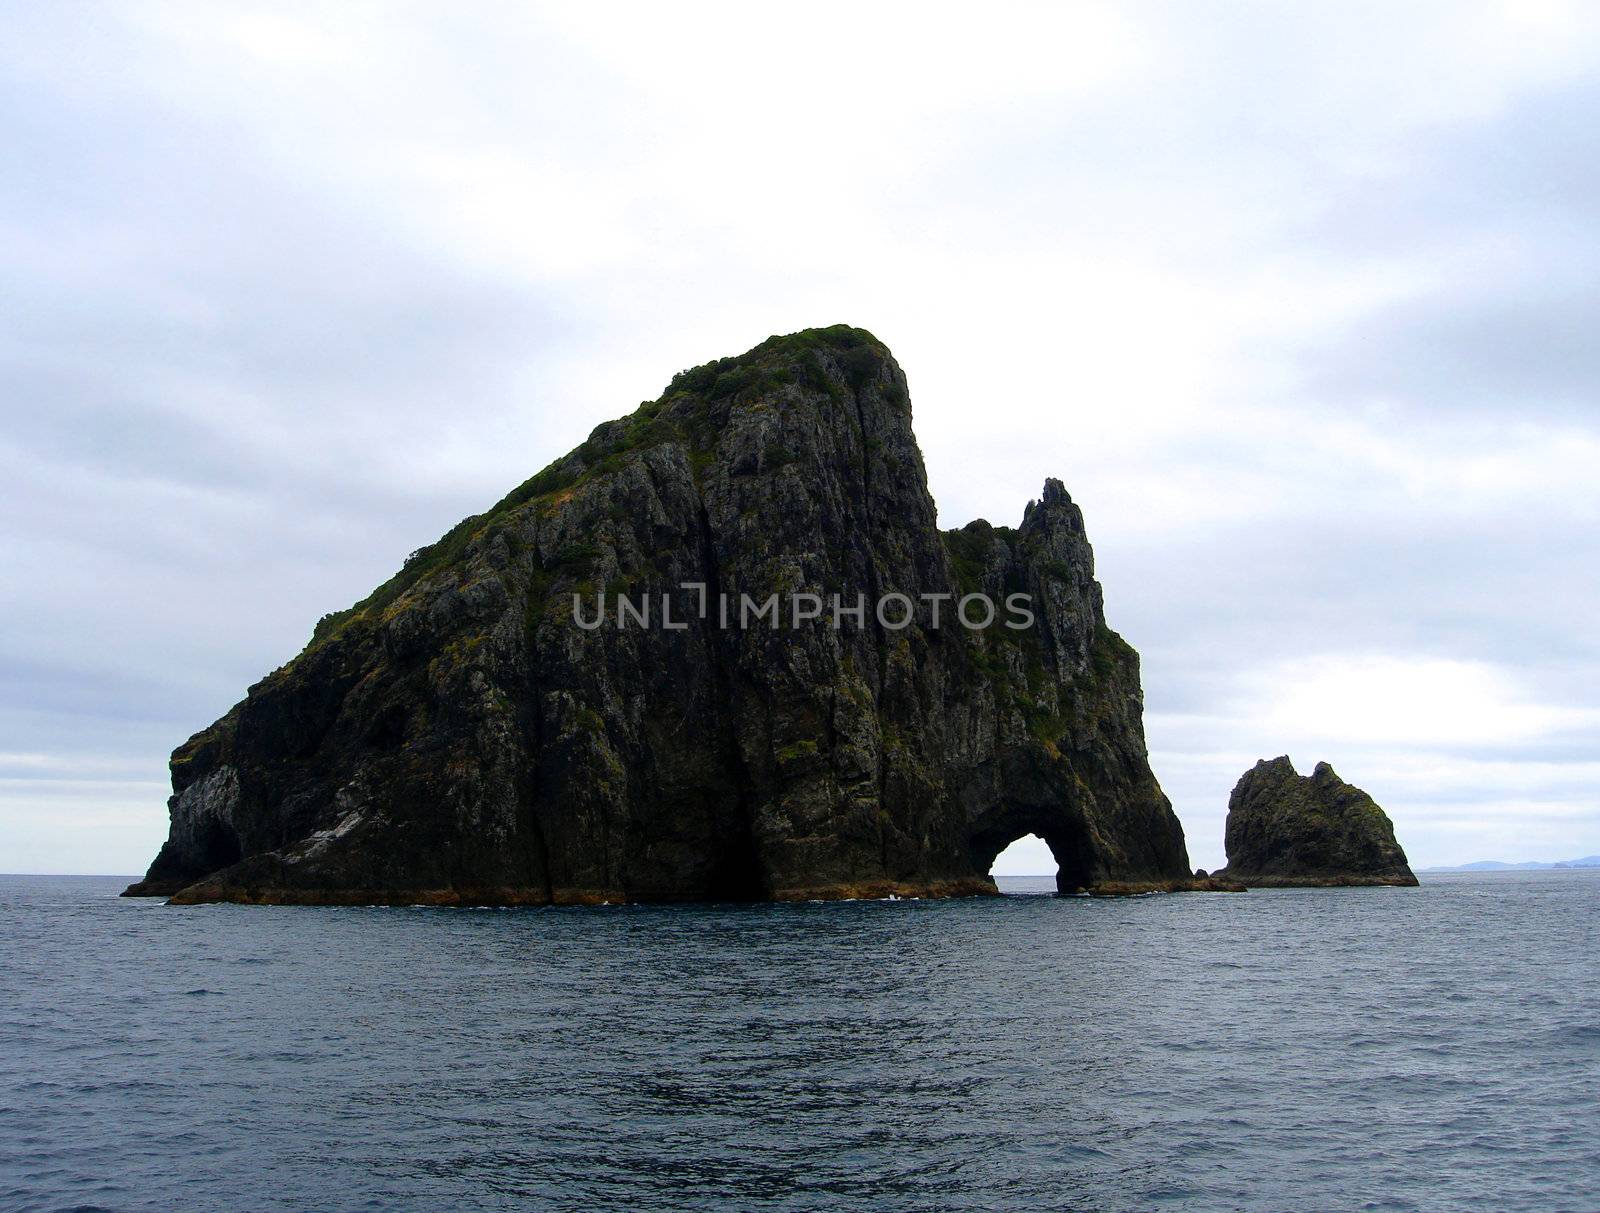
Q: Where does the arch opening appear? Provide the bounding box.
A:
[972,811,1097,895]
[988,834,1058,895]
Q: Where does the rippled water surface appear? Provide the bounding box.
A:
[2,871,1597,1212]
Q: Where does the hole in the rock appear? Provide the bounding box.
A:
[989,833,1058,895]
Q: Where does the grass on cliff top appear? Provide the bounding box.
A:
[663,324,885,396]
[661,324,908,417]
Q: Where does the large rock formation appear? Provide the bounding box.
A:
[125,325,1203,905]
[1219,757,1418,887]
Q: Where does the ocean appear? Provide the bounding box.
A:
[1,871,1596,1212]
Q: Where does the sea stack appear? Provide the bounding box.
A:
[125,325,1203,905]
[1219,757,1418,887]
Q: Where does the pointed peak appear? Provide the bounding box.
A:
[1021,477,1082,531]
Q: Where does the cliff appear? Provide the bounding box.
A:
[1219,757,1418,887]
[125,325,1201,904]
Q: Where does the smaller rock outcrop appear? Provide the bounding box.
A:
[1218,757,1418,887]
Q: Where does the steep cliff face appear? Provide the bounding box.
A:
[126,326,1196,904]
[1219,757,1418,887]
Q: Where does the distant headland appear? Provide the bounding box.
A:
[1422,856,1600,873]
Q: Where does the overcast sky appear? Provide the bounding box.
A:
[3,1,1597,876]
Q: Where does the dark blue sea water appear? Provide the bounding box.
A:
[2,872,1597,1212]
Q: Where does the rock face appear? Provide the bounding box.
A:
[125,326,1199,905]
[1219,757,1418,887]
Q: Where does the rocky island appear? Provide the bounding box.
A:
[1218,757,1418,887]
[124,325,1222,905]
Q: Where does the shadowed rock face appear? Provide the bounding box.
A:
[1219,757,1418,887]
[125,325,1197,905]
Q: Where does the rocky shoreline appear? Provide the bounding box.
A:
[132,873,1253,906]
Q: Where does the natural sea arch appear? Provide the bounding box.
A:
[973,814,1097,895]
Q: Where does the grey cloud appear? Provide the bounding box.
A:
[1309,282,1600,413]
[1291,80,1600,415]
[4,3,1599,871]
